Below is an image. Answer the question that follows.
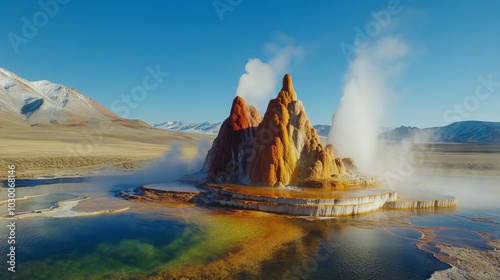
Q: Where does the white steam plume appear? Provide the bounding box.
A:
[130,141,210,183]
[328,36,410,171]
[236,38,303,110]
[97,140,211,187]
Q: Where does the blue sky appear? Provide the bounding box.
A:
[1,0,499,127]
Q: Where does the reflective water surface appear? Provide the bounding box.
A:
[0,175,498,279]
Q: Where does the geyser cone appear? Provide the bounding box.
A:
[247,74,346,187]
[203,96,262,183]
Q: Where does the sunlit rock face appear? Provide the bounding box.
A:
[203,96,262,182]
[247,74,346,187]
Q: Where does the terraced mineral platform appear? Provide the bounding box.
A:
[204,184,458,216]
[121,182,458,217]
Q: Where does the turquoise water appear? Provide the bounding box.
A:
[0,212,191,279]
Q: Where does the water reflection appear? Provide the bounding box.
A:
[0,178,497,279]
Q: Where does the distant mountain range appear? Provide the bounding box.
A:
[153,122,339,137]
[312,125,394,138]
[153,122,395,138]
[0,67,149,128]
[154,121,222,134]
[312,125,331,137]
[155,120,500,144]
[2,67,498,144]
[381,121,500,144]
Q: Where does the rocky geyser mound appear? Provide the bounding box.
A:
[204,74,346,187]
[202,96,262,182]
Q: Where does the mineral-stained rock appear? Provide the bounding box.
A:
[246,74,345,186]
[118,185,201,202]
[203,96,262,183]
[202,74,347,187]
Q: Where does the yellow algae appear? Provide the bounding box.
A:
[152,210,306,279]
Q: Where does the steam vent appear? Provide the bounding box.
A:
[194,74,458,216]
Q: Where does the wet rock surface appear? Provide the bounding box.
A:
[119,184,201,203]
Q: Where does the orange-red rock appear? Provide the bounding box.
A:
[203,74,345,187]
[203,96,262,183]
[247,74,345,186]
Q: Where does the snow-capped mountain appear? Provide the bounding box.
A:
[381,121,500,143]
[0,67,129,126]
[312,125,331,137]
[154,121,222,135]
[154,122,396,137]
[312,125,394,138]
[157,119,500,144]
[158,121,322,136]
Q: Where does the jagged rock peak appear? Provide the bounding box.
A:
[246,74,345,187]
[230,96,261,131]
[279,74,297,102]
[282,74,294,92]
[202,96,262,183]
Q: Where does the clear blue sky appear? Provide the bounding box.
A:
[1,0,499,127]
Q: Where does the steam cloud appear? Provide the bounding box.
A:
[98,140,211,187]
[236,37,303,110]
[130,141,210,183]
[328,36,410,171]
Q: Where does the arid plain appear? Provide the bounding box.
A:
[2,116,499,180]
[0,119,214,180]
